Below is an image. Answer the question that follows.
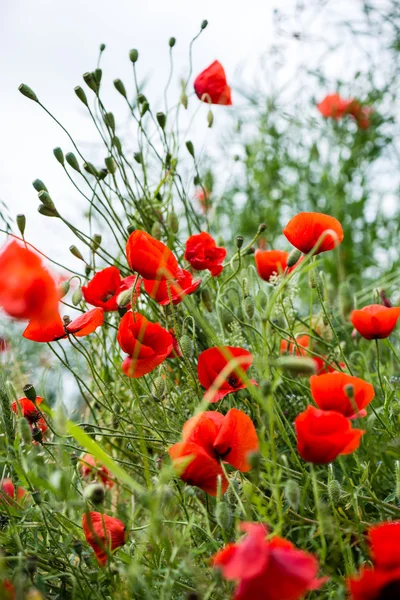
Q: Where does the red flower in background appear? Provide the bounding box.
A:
[184,232,226,277]
[295,405,364,464]
[348,101,373,130]
[11,395,48,439]
[283,212,344,255]
[280,335,310,357]
[2,580,15,600]
[117,312,173,378]
[310,372,374,418]
[0,241,59,322]
[194,61,232,105]
[23,307,104,343]
[82,266,140,311]
[213,522,327,600]
[126,230,178,281]
[195,188,211,213]
[82,512,126,566]
[0,479,26,504]
[169,408,258,496]
[317,93,353,119]
[80,454,114,489]
[143,268,200,305]
[198,346,255,403]
[167,330,183,359]
[255,250,292,282]
[351,305,400,340]
[348,522,400,599]
[313,356,345,375]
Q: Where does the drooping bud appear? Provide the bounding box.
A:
[287,248,302,268]
[153,376,166,399]
[186,140,195,157]
[105,156,117,174]
[215,501,232,529]
[32,179,48,193]
[207,110,214,128]
[201,289,213,312]
[179,335,193,358]
[18,83,39,102]
[84,482,105,505]
[167,211,179,234]
[83,72,98,93]
[66,152,81,172]
[72,288,83,306]
[129,49,139,63]
[169,37,176,48]
[113,79,127,97]
[284,479,301,511]
[74,86,88,106]
[23,383,37,402]
[59,280,70,298]
[91,234,102,251]
[18,417,33,444]
[116,288,132,308]
[16,214,26,236]
[103,112,115,131]
[69,245,85,261]
[53,147,64,165]
[156,112,166,130]
[276,356,317,376]
[151,222,162,240]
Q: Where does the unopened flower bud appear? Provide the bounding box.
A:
[112,136,122,154]
[151,222,162,240]
[328,479,342,503]
[156,111,166,130]
[16,214,26,236]
[83,72,97,93]
[91,234,102,251]
[186,140,195,157]
[53,147,64,165]
[140,101,149,117]
[18,417,32,444]
[32,426,43,444]
[287,248,302,268]
[284,479,301,511]
[103,112,115,131]
[32,179,48,193]
[66,152,81,172]
[169,37,176,48]
[72,288,83,306]
[113,78,127,97]
[201,289,213,312]
[105,156,117,174]
[235,236,244,249]
[100,43,106,52]
[244,296,255,319]
[38,190,55,209]
[129,49,139,63]
[215,501,232,529]
[167,211,179,233]
[59,280,70,298]
[277,356,317,376]
[179,335,193,358]
[38,204,59,218]
[153,376,166,399]
[23,383,37,402]
[18,83,39,102]
[69,245,85,261]
[117,288,133,308]
[74,85,88,105]
[207,110,214,128]
[181,92,188,109]
[201,19,208,29]
[94,68,102,85]
[134,152,143,164]
[84,482,105,505]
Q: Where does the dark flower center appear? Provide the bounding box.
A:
[102,291,115,302]
[227,375,239,388]
[214,447,232,460]
[379,580,400,600]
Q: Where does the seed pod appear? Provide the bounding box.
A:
[186,141,195,157]
[74,85,88,105]
[215,501,232,529]
[287,248,302,268]
[66,152,81,172]
[69,245,85,261]
[151,222,162,240]
[284,479,301,511]
[91,234,102,251]
[153,376,166,399]
[156,112,166,130]
[84,482,105,505]
[113,78,127,97]
[16,214,26,236]
[105,156,117,174]
[94,68,102,86]
[201,289,213,312]
[328,479,342,503]
[18,83,39,102]
[103,112,115,131]
[134,152,143,164]
[167,211,179,234]
[38,190,55,209]
[18,417,32,444]
[83,162,98,177]
[277,356,317,376]
[83,72,97,92]
[137,93,147,104]
[32,179,48,193]
[244,296,255,319]
[179,335,193,358]
[140,101,149,117]
[38,204,59,218]
[112,136,122,154]
[201,19,208,29]
[207,110,214,128]
[129,49,139,63]
[53,147,64,165]
[23,383,37,402]
[236,236,244,249]
[72,288,83,306]
[169,37,176,48]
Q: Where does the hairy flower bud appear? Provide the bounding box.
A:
[215,501,232,529]
[284,479,301,511]
[117,288,132,308]
[59,280,70,298]
[277,356,317,376]
[153,376,166,399]
[287,248,302,268]
[72,288,83,306]
[167,211,179,234]
[179,335,193,358]
[328,479,342,503]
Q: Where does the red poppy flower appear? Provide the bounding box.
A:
[213,522,327,600]
[0,240,59,322]
[317,93,353,119]
[167,330,183,359]
[126,230,179,281]
[11,396,44,422]
[348,522,400,599]
[2,580,15,600]
[169,408,259,496]
[295,405,365,464]
[255,250,291,282]
[82,266,140,312]
[23,307,104,343]
[280,335,310,357]
[82,512,126,566]
[198,346,255,403]
[195,188,211,213]
[143,268,200,305]
[117,311,173,378]
[194,61,232,105]
[283,212,344,255]
[184,232,226,277]
[351,305,400,340]
[310,372,374,418]
[312,356,345,375]
[347,100,373,130]
[0,479,26,504]
[80,454,114,489]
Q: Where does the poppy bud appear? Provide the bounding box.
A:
[32,426,43,443]
[104,156,117,174]
[18,417,32,444]
[38,204,59,218]
[129,48,139,63]
[156,112,166,130]
[23,383,37,402]
[287,248,302,268]
[84,482,105,505]
[201,19,208,29]
[16,214,26,236]
[186,141,195,157]
[38,190,55,209]
[72,539,83,556]
[207,110,214,128]
[134,152,143,164]
[18,83,39,102]
[117,288,132,308]
[32,179,48,193]
[100,43,106,52]
[59,280,70,298]
[181,92,188,109]
[215,501,232,529]
[74,85,88,106]
[153,376,166,399]
[235,236,244,249]
[69,245,85,261]
[328,479,342,503]
[167,211,179,234]
[83,72,97,92]
[111,80,126,101]
[91,234,102,251]
[32,490,42,504]
[53,147,64,165]
[277,356,317,376]
[112,136,122,154]
[94,68,102,85]
[201,289,213,312]
[179,335,193,358]
[72,288,83,306]
[83,162,98,177]
[309,269,320,290]
[66,152,81,172]
[284,479,301,511]
[140,101,149,117]
[103,112,115,131]
[169,37,176,47]
[244,296,255,319]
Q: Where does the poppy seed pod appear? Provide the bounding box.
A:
[53,147,64,165]
[69,245,85,261]
[18,83,39,102]
[83,72,98,93]
[23,383,37,402]
[186,140,195,157]
[38,204,59,218]
[201,19,208,29]
[113,78,127,97]
[32,179,48,193]
[156,112,167,130]
[84,482,105,505]
[91,234,102,251]
[16,214,26,236]
[94,68,102,85]
[140,101,149,117]
[66,152,81,172]
[129,48,139,63]
[103,112,115,131]
[83,162,98,177]
[105,156,117,174]
[74,86,88,106]
[169,37,176,48]
[284,479,301,511]
[236,236,244,249]
[38,190,55,209]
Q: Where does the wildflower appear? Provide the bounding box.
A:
[283,212,344,255]
[184,232,226,276]
[0,240,59,321]
[280,335,310,357]
[23,307,104,342]
[348,522,400,599]
[11,396,48,438]
[82,266,140,311]
[255,250,291,282]
[310,372,374,418]
[347,100,373,130]
[213,522,327,599]
[312,356,345,374]
[194,61,232,105]
[195,188,211,213]
[117,311,173,378]
[80,454,114,488]
[167,330,183,359]
[82,512,126,565]
[317,93,353,119]
[126,230,179,281]
[143,268,200,305]
[197,346,256,403]
[169,408,259,496]
[0,479,27,504]
[295,405,364,464]
[350,305,400,340]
